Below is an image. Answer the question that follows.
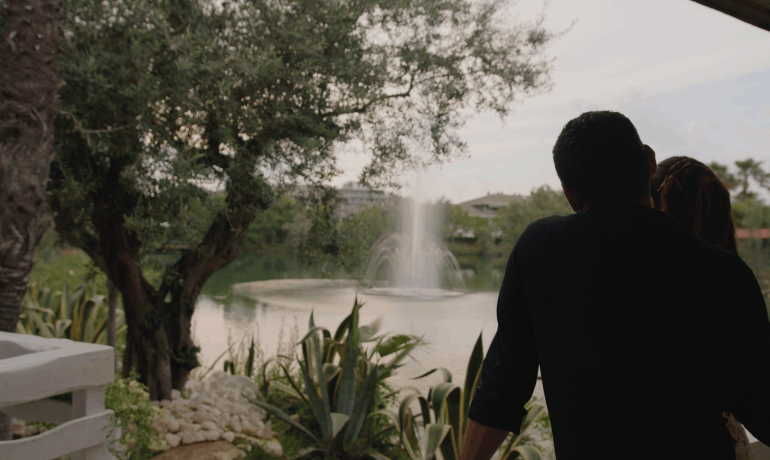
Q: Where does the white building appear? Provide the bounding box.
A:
[337,181,394,216]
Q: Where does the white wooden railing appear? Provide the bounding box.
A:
[0,332,117,460]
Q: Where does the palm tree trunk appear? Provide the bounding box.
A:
[0,0,61,440]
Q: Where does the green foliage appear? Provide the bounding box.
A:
[440,203,490,243]
[495,186,572,250]
[27,228,109,296]
[243,195,301,253]
[388,333,549,460]
[104,372,163,460]
[16,280,126,345]
[734,159,769,202]
[297,200,397,280]
[224,336,259,378]
[733,198,770,229]
[248,298,423,459]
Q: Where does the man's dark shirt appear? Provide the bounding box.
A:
[468,203,770,460]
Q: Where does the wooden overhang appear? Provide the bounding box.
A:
[691,0,770,31]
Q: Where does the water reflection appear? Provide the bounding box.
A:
[193,283,544,399]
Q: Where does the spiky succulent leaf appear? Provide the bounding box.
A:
[425,423,454,460]
[343,364,379,445]
[337,327,359,416]
[462,333,484,425]
[330,412,350,440]
[244,396,320,444]
[412,367,452,383]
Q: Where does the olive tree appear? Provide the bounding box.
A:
[51,0,558,399]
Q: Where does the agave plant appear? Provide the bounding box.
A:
[246,297,423,459]
[377,333,548,460]
[16,281,126,345]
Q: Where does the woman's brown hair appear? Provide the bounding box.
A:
[649,156,738,254]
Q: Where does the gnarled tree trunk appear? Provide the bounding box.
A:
[88,154,271,401]
[0,0,61,440]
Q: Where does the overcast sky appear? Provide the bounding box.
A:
[331,0,770,204]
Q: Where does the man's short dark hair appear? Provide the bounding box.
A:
[552,111,649,203]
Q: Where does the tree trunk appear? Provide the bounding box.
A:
[107,277,118,372]
[94,210,173,400]
[0,0,61,440]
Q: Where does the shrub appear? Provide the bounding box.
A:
[104,372,163,460]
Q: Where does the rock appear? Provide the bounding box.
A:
[230,402,249,416]
[248,414,265,427]
[184,379,202,394]
[165,433,181,448]
[230,419,242,433]
[203,429,221,441]
[180,431,198,445]
[166,417,180,433]
[194,431,207,443]
[188,397,201,411]
[214,414,230,431]
[152,418,169,435]
[241,420,259,437]
[257,438,283,457]
[200,421,218,431]
[171,398,189,411]
[222,431,236,443]
[160,399,173,409]
[242,435,260,445]
[193,408,216,424]
[171,389,181,400]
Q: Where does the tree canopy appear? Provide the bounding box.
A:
[494,185,572,249]
[50,0,559,399]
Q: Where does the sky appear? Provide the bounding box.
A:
[330,0,770,204]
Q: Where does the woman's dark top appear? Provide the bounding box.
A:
[468,202,770,460]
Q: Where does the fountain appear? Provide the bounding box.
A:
[360,174,467,299]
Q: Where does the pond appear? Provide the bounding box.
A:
[192,252,545,400]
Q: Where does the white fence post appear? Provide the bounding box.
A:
[0,332,117,460]
[71,386,112,460]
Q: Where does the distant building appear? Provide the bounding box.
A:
[337,181,394,216]
[287,182,395,217]
[457,193,522,220]
[451,193,522,238]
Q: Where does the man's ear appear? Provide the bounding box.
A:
[561,182,584,213]
[644,144,657,178]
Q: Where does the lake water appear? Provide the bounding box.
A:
[193,280,546,400]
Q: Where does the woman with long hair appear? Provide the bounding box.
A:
[649,155,751,460]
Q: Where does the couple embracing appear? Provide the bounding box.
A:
[460,111,770,460]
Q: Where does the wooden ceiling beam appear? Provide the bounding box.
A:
[691,0,770,31]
